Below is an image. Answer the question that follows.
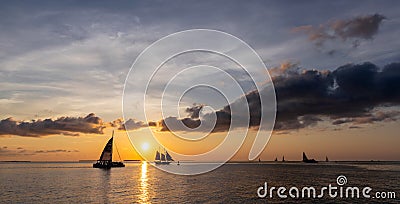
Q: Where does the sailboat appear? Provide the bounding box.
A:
[326,156,329,162]
[302,152,318,163]
[155,149,174,165]
[93,131,125,168]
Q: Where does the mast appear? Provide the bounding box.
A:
[110,130,113,162]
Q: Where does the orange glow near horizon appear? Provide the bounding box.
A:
[0,121,399,161]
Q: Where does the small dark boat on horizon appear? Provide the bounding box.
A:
[302,152,318,163]
[93,131,125,169]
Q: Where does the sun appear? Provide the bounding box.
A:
[141,142,150,151]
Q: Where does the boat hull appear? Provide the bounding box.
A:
[93,161,125,168]
[303,159,318,163]
[155,161,171,165]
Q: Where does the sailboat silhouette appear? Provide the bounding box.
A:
[302,152,318,163]
[155,148,174,165]
[93,130,125,168]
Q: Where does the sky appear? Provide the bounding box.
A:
[0,0,399,161]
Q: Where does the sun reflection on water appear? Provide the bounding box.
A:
[139,161,149,203]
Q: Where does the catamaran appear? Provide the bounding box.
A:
[93,131,125,168]
[154,149,174,165]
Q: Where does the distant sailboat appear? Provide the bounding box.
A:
[302,152,318,163]
[155,149,174,165]
[282,156,285,162]
[93,131,125,168]
[326,156,329,162]
[274,157,278,162]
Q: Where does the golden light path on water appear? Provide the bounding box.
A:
[139,161,149,203]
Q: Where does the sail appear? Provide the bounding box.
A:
[161,153,166,161]
[302,152,308,161]
[155,151,161,160]
[99,137,113,161]
[166,151,174,161]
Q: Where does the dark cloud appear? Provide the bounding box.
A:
[148,121,158,127]
[158,62,400,132]
[0,113,106,137]
[293,13,386,47]
[185,104,204,119]
[160,116,201,131]
[159,104,233,133]
[271,61,400,130]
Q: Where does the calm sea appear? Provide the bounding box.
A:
[0,162,399,203]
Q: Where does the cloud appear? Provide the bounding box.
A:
[293,13,386,47]
[148,121,158,127]
[158,61,400,132]
[34,149,79,153]
[159,117,201,132]
[269,61,400,130]
[118,118,148,131]
[185,104,205,119]
[0,113,106,137]
[0,146,79,157]
[0,113,154,136]
[333,111,399,126]
[0,146,32,156]
[268,61,300,77]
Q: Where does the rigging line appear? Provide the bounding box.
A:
[115,142,122,161]
[113,130,123,161]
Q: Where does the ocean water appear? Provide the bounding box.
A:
[0,162,399,203]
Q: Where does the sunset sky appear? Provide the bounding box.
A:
[0,0,399,161]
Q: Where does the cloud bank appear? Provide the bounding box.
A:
[158,62,400,132]
[0,113,106,137]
